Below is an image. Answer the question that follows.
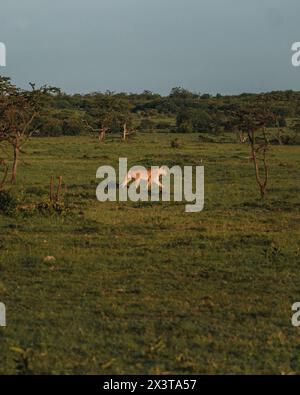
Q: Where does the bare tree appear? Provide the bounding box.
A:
[82,119,109,142]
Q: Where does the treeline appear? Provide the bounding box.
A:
[1,77,300,195]
[25,86,300,137]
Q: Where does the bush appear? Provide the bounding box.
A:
[155,121,172,130]
[171,138,181,148]
[139,118,155,131]
[177,120,193,133]
[62,118,84,136]
[36,201,70,216]
[34,114,85,136]
[38,118,64,137]
[278,118,287,127]
[281,134,300,145]
[176,109,222,133]
[0,190,18,216]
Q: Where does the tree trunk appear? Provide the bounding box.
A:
[123,123,127,140]
[249,131,269,200]
[237,130,243,143]
[99,127,106,142]
[277,127,282,145]
[11,145,20,184]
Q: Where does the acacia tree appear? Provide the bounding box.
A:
[227,102,274,199]
[83,94,133,142]
[82,119,109,142]
[0,77,48,183]
[246,115,270,199]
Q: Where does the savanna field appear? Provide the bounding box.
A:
[0,132,300,374]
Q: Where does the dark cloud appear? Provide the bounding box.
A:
[0,0,299,94]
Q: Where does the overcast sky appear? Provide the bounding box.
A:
[0,0,299,94]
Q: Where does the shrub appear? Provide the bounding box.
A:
[139,118,155,131]
[278,118,287,127]
[0,190,18,216]
[39,118,64,137]
[36,201,70,216]
[155,121,172,130]
[62,118,83,136]
[281,135,300,145]
[177,120,193,133]
[171,138,181,148]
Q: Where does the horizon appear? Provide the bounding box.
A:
[2,74,300,97]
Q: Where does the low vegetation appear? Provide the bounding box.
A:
[0,133,299,374]
[1,78,300,374]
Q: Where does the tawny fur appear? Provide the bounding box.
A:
[120,167,167,189]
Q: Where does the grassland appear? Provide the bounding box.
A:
[0,132,300,374]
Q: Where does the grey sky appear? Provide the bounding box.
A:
[0,0,299,94]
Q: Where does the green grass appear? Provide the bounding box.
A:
[0,133,300,374]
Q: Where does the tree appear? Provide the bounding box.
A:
[169,87,197,99]
[82,119,109,141]
[83,94,133,141]
[176,108,219,133]
[0,77,49,183]
[247,120,270,199]
[226,102,274,199]
[122,123,135,141]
